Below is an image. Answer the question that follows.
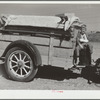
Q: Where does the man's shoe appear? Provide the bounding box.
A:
[68,65,77,71]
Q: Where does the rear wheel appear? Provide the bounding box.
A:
[4,47,38,82]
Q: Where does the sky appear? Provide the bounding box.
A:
[0,3,100,31]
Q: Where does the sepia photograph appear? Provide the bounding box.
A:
[0,1,100,99]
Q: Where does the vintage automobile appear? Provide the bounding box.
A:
[0,13,86,82]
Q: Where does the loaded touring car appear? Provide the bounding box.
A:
[0,13,92,82]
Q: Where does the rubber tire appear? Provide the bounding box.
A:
[4,47,38,82]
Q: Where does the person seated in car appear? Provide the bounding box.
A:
[74,24,93,66]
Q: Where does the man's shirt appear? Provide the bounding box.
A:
[76,32,89,46]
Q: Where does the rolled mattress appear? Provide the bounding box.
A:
[0,14,80,31]
[0,15,64,29]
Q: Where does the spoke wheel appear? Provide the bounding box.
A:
[9,50,33,77]
[5,47,38,82]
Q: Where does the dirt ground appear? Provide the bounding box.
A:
[0,42,100,90]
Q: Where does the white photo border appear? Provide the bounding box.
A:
[0,1,100,99]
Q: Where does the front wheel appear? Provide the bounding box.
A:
[4,47,38,82]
